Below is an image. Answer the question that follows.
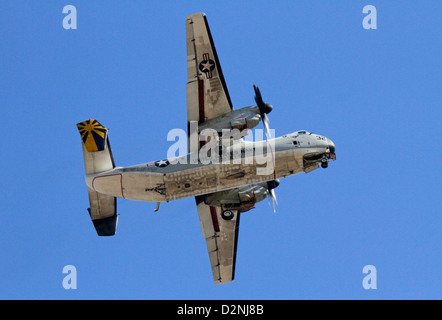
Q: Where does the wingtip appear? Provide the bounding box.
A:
[187,12,206,20]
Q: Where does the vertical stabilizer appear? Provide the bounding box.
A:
[77,119,118,236]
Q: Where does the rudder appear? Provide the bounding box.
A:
[77,119,115,174]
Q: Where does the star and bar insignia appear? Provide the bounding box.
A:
[154,159,170,168]
[198,53,215,79]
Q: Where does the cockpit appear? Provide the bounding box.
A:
[291,130,309,137]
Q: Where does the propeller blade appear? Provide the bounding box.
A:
[253,84,272,114]
[262,113,271,138]
[253,84,263,106]
[266,190,276,213]
[266,179,279,213]
[270,189,278,205]
[268,189,277,213]
[253,84,273,138]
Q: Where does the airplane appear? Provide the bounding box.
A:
[76,12,336,285]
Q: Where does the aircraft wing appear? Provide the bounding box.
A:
[188,13,241,285]
[186,13,233,129]
[195,195,240,285]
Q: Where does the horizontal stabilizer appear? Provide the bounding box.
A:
[87,187,118,236]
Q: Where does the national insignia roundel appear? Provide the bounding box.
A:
[155,159,170,168]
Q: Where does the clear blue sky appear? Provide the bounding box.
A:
[0,1,440,299]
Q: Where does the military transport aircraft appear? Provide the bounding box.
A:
[76,13,336,285]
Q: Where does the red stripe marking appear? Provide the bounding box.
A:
[210,206,220,232]
[198,78,206,148]
[267,140,276,179]
[198,79,205,123]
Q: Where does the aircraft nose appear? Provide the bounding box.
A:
[327,138,335,154]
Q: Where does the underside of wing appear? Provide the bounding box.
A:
[186,13,233,129]
[195,195,240,285]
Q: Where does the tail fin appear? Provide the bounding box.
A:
[77,119,118,236]
[77,119,115,174]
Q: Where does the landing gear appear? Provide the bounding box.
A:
[221,210,235,220]
[321,157,328,168]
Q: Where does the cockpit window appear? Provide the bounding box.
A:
[298,131,306,135]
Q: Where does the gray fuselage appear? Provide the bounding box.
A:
[85,131,335,202]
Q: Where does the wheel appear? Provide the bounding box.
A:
[221,210,235,220]
[321,161,328,168]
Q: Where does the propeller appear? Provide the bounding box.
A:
[253,84,273,138]
[266,179,280,213]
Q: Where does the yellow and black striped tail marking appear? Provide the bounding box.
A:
[76,119,108,152]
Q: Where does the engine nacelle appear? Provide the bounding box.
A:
[238,186,267,205]
[198,106,261,138]
[230,114,261,131]
[204,184,269,213]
